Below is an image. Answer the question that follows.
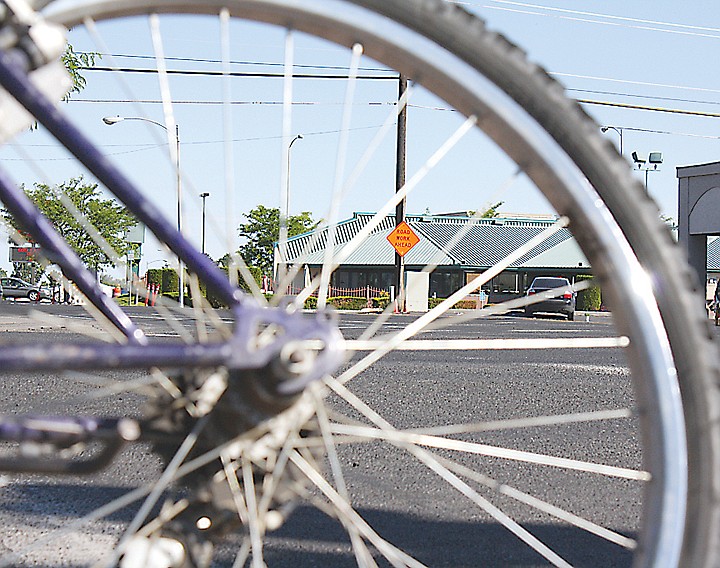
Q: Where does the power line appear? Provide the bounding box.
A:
[71,98,393,107]
[567,88,720,108]
[80,52,393,73]
[449,0,720,40]
[602,126,720,141]
[72,90,720,111]
[553,71,720,96]
[80,66,397,80]
[577,99,720,119]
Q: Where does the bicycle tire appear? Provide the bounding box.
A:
[353,5,720,563]
[0,0,714,566]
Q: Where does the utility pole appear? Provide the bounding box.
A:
[395,74,407,312]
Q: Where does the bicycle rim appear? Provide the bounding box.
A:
[0,0,715,565]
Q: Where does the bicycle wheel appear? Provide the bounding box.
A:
[0,0,715,566]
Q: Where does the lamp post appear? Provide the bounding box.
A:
[200,192,210,255]
[286,134,303,218]
[631,150,663,190]
[277,134,303,284]
[103,115,184,307]
[601,125,624,155]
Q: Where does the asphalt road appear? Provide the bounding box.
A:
[0,303,697,567]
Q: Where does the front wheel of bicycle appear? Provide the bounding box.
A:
[0,0,717,566]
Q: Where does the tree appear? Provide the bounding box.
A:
[2,176,138,275]
[481,201,504,218]
[237,205,317,274]
[468,201,504,219]
[61,44,98,101]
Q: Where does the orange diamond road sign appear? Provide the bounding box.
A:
[387,221,420,257]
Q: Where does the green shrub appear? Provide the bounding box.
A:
[145,263,270,309]
[161,268,179,293]
[576,275,601,311]
[197,265,264,309]
[240,266,263,293]
[146,268,163,287]
[452,299,478,309]
[428,297,478,310]
[302,295,385,311]
[328,296,367,310]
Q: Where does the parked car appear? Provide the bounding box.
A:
[0,277,51,302]
[524,276,576,320]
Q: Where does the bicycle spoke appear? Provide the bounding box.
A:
[289,450,427,568]
[433,454,637,549]
[231,538,252,568]
[25,309,117,342]
[276,29,295,290]
[312,388,374,567]
[219,8,238,294]
[241,457,266,568]
[317,43,363,310]
[221,452,251,526]
[328,422,648,481]
[409,408,633,436]
[409,451,574,568]
[345,336,630,351]
[310,406,633,440]
[0,419,274,566]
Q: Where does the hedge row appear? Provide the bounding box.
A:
[146,266,264,308]
[428,298,478,310]
[146,267,179,293]
[303,295,390,310]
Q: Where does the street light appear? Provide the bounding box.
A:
[147,259,167,269]
[632,150,663,190]
[601,125,624,155]
[277,134,303,283]
[286,134,303,218]
[103,115,185,307]
[200,192,210,255]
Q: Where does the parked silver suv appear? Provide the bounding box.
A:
[524,276,576,320]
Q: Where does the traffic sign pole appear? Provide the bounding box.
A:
[395,74,408,312]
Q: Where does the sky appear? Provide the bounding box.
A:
[1,0,720,278]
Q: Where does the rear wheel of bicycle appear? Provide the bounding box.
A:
[0,0,717,566]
